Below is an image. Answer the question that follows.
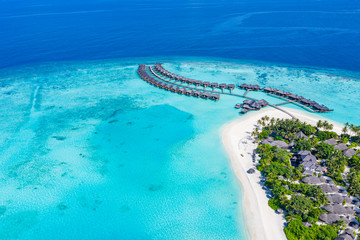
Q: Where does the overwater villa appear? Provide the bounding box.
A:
[138,63,333,115]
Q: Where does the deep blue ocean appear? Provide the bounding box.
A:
[1,0,360,72]
[0,1,360,240]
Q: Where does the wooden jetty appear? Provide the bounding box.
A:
[138,63,333,119]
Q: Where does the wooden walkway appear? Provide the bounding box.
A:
[149,66,297,119]
[243,89,249,97]
[267,93,316,112]
[275,100,296,106]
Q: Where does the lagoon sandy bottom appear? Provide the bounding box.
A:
[221,107,344,240]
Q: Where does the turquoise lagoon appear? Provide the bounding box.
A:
[0,57,359,240]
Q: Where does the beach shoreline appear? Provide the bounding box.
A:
[221,107,344,240]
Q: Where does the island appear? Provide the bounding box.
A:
[223,108,360,240]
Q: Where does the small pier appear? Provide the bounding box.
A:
[275,100,296,106]
[137,63,333,119]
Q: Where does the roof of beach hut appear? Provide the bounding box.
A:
[298,150,311,156]
[323,204,353,215]
[302,176,322,184]
[302,154,317,162]
[319,213,340,224]
[335,143,347,151]
[327,194,346,204]
[321,184,339,193]
[296,131,308,140]
[270,140,289,149]
[324,138,338,145]
[343,148,356,158]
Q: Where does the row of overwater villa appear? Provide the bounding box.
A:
[137,63,333,116]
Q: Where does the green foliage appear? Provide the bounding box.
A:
[273,148,292,166]
[340,136,349,144]
[258,130,269,140]
[284,219,307,240]
[326,167,345,186]
[347,169,360,199]
[299,124,316,136]
[349,142,358,148]
[286,195,313,216]
[349,155,360,171]
[315,142,335,159]
[304,207,323,224]
[256,144,292,167]
[352,136,360,144]
[268,198,282,211]
[293,140,312,152]
[316,131,338,141]
[284,219,338,240]
[263,162,292,179]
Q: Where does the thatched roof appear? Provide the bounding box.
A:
[327,194,346,204]
[296,131,308,140]
[321,184,339,193]
[319,213,340,224]
[324,138,337,145]
[257,99,269,107]
[302,176,322,184]
[335,143,348,151]
[243,99,255,105]
[323,204,353,215]
[302,154,317,162]
[303,170,313,176]
[343,148,356,158]
[335,234,353,240]
[336,229,356,240]
[270,140,289,149]
[240,109,248,114]
[298,150,311,157]
[263,87,273,91]
[301,160,318,171]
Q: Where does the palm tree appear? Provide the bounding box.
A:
[326,123,333,131]
[355,126,360,137]
[342,125,348,135]
[350,124,356,136]
[270,117,275,126]
[317,120,323,129]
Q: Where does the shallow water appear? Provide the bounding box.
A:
[0,57,359,239]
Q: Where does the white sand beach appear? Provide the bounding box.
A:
[221,107,344,240]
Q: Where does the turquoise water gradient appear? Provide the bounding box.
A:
[0,57,359,239]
